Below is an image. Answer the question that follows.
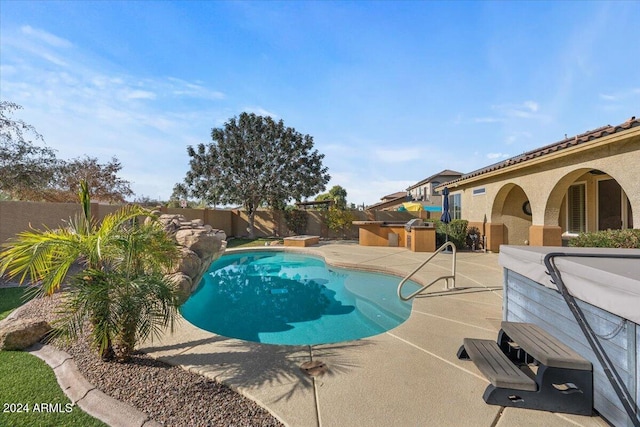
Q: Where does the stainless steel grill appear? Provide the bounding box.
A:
[404,218,424,231]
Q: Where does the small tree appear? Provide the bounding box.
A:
[176,112,330,237]
[0,101,57,200]
[325,208,357,238]
[49,156,134,203]
[316,185,348,210]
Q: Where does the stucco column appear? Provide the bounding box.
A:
[528,225,562,247]
[484,222,504,252]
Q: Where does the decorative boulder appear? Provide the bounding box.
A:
[156,214,226,304]
[166,272,193,300]
[175,228,222,260]
[0,318,51,351]
[175,247,202,280]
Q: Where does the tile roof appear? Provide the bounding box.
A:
[441,116,639,188]
[382,191,409,200]
[407,169,464,190]
[366,193,408,210]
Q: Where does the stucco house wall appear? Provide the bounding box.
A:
[442,119,639,251]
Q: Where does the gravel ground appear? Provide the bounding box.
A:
[13,293,285,427]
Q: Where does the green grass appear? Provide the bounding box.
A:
[0,288,106,426]
[0,287,34,321]
[0,351,107,427]
[226,237,283,248]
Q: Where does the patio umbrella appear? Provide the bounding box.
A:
[440,187,452,250]
[402,202,424,212]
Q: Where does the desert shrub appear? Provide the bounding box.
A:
[434,219,468,249]
[283,207,308,235]
[569,229,640,248]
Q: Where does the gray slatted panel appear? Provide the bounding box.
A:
[635,327,639,427]
[506,271,629,357]
[504,269,639,427]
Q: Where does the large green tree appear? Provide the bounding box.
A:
[0,101,57,200]
[175,112,330,237]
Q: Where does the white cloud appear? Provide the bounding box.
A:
[492,100,542,119]
[166,77,225,100]
[123,89,157,100]
[21,25,73,48]
[599,87,640,102]
[523,101,538,112]
[242,106,279,118]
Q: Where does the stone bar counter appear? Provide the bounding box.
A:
[352,220,436,252]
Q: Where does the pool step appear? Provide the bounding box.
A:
[355,299,403,331]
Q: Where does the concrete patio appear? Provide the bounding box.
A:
[139,242,607,426]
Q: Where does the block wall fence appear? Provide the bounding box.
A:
[0,201,418,245]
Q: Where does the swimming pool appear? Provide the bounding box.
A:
[180,250,420,345]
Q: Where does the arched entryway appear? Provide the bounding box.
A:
[545,168,634,244]
[491,184,532,246]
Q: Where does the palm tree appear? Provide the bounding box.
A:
[0,181,180,361]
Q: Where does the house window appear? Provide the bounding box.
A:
[448,193,462,220]
[432,181,441,195]
[472,187,486,196]
[598,179,622,230]
[567,183,586,234]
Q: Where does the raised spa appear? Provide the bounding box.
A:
[180,250,419,345]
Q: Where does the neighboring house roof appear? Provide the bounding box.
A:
[438,116,639,189]
[407,169,463,191]
[366,193,407,211]
[381,191,408,201]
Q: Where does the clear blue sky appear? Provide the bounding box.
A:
[1,1,638,206]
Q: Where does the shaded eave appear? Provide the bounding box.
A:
[435,117,640,191]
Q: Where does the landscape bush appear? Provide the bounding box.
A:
[434,219,468,249]
[325,208,357,238]
[569,228,640,248]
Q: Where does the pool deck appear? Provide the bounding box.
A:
[139,242,607,427]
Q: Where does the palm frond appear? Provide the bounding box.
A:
[0,227,82,294]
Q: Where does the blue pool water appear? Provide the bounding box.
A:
[180,251,420,345]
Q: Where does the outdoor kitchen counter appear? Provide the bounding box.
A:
[352,221,436,252]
